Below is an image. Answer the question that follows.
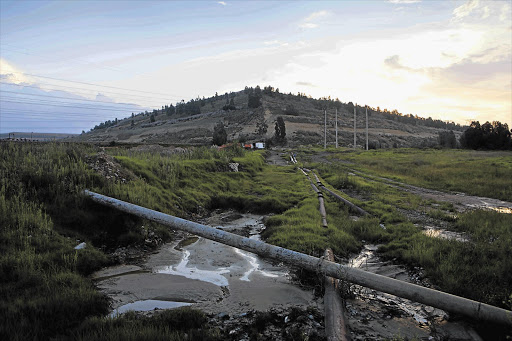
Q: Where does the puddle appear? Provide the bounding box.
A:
[95,211,315,316]
[348,245,446,325]
[422,226,468,242]
[110,300,192,317]
[488,206,512,214]
[344,245,482,340]
[175,236,199,250]
[155,250,230,287]
[234,247,279,281]
[349,244,378,269]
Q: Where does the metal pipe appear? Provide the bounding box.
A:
[312,172,369,217]
[84,190,512,326]
[318,192,328,228]
[324,248,350,341]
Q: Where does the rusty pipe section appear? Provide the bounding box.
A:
[84,190,512,326]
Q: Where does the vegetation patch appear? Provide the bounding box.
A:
[327,148,512,201]
[299,147,512,311]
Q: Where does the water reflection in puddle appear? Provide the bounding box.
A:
[234,248,279,281]
[488,206,512,214]
[422,226,468,242]
[111,300,192,317]
[155,250,230,287]
[348,245,447,326]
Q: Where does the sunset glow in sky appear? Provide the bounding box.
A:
[1,0,511,133]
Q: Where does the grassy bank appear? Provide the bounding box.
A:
[0,142,259,339]
[0,142,317,339]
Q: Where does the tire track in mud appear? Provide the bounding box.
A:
[348,169,512,213]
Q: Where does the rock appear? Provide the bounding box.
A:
[74,242,87,250]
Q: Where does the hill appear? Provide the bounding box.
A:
[74,87,465,148]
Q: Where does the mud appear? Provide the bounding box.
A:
[93,211,318,317]
[345,245,482,341]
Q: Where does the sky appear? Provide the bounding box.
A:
[0,0,511,134]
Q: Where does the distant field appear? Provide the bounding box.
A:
[325,148,512,202]
[294,147,512,315]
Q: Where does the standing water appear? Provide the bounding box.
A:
[94,211,316,316]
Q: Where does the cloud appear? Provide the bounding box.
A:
[384,55,411,70]
[453,0,480,20]
[300,23,318,29]
[300,10,330,29]
[263,40,289,47]
[387,0,421,4]
[0,59,32,84]
[217,1,227,6]
[296,81,317,87]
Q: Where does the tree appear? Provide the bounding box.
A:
[438,130,456,148]
[256,121,268,136]
[460,121,512,150]
[150,114,155,123]
[248,93,261,108]
[222,97,236,111]
[284,104,298,116]
[212,121,227,145]
[274,116,286,141]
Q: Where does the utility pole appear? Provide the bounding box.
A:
[324,109,327,149]
[335,108,338,148]
[365,106,368,151]
[353,104,357,149]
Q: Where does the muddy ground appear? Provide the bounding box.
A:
[93,210,326,340]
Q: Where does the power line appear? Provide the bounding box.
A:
[17,72,183,98]
[0,81,173,104]
[0,98,147,112]
[0,89,148,108]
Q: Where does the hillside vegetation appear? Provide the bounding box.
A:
[76,86,466,148]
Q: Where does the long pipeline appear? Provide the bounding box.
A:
[84,190,512,326]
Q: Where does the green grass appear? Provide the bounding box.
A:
[298,147,512,310]
[378,210,512,308]
[327,148,512,201]
[0,142,323,339]
[74,308,220,341]
[3,141,511,338]
[0,142,257,339]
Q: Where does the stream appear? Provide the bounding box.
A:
[93,211,317,317]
